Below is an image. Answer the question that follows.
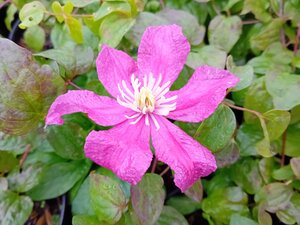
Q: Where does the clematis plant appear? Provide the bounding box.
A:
[46,25,239,191]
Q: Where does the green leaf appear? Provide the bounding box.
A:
[202,186,249,225]
[24,25,45,52]
[65,16,84,44]
[241,0,271,22]
[259,158,276,183]
[286,122,300,157]
[126,12,168,46]
[0,190,33,225]
[255,183,293,213]
[94,1,131,21]
[90,173,128,224]
[230,158,263,194]
[236,123,264,156]
[157,8,205,45]
[276,209,297,225]
[248,42,293,75]
[266,72,300,110]
[272,165,294,181]
[257,204,272,225]
[0,38,64,135]
[19,1,46,29]
[285,0,300,27]
[35,45,94,79]
[204,169,232,195]
[226,55,254,91]
[230,214,259,225]
[194,105,236,152]
[154,206,189,225]
[262,109,290,140]
[65,0,99,8]
[244,77,273,123]
[166,196,200,215]
[97,167,131,200]
[72,176,94,215]
[291,157,300,178]
[46,123,86,160]
[51,1,65,23]
[250,19,284,51]
[0,151,18,173]
[7,164,43,193]
[215,140,240,168]
[184,179,203,202]
[5,4,17,31]
[186,45,227,69]
[72,215,102,225]
[208,15,242,52]
[131,173,165,225]
[115,204,141,225]
[27,159,91,200]
[100,14,135,48]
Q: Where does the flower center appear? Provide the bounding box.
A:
[117,74,177,130]
[136,87,155,114]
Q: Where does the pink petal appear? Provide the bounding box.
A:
[168,65,239,122]
[150,115,217,191]
[137,25,190,85]
[46,90,129,126]
[84,118,152,185]
[96,44,138,98]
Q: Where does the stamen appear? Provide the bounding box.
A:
[145,114,150,126]
[125,113,141,119]
[156,95,177,104]
[129,114,143,125]
[117,73,177,130]
[122,80,134,98]
[150,114,160,130]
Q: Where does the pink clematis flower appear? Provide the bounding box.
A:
[46,25,239,191]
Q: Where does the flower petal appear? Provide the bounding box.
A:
[46,90,129,126]
[84,118,152,185]
[137,25,190,85]
[96,44,138,98]
[168,65,239,122]
[150,115,216,191]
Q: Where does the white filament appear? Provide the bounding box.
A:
[117,73,177,130]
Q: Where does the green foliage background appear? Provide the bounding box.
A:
[0,0,300,224]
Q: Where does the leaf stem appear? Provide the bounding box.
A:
[19,144,31,168]
[151,157,158,173]
[160,166,170,176]
[45,11,93,18]
[242,20,260,25]
[280,130,287,167]
[223,101,269,141]
[223,101,263,119]
[67,81,82,90]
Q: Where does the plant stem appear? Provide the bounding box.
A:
[294,26,300,55]
[45,11,93,18]
[151,157,158,173]
[223,101,263,119]
[160,166,170,176]
[67,81,82,90]
[19,144,31,168]
[242,20,260,25]
[280,130,287,167]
